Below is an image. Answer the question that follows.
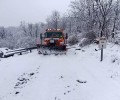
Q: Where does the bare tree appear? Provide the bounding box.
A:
[69,0,119,40]
[46,10,60,29]
[0,27,6,39]
[20,21,28,36]
[34,23,39,38]
[95,0,113,38]
[112,0,120,35]
[69,0,98,35]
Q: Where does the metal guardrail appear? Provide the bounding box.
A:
[2,46,37,58]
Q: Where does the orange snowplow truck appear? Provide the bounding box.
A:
[37,29,68,50]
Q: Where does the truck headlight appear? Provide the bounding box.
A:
[43,42,47,45]
[60,42,64,45]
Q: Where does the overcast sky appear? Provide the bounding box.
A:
[0,0,72,27]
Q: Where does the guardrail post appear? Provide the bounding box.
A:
[30,49,32,53]
[20,52,22,55]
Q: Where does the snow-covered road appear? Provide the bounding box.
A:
[0,43,120,100]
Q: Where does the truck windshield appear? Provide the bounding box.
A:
[45,32,63,38]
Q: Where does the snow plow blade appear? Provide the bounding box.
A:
[37,46,67,55]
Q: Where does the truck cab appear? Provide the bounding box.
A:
[39,29,68,50]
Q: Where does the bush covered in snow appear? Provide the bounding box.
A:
[68,34,79,46]
[79,38,92,47]
[78,31,96,47]
[85,31,96,41]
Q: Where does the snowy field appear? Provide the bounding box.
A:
[0,43,120,100]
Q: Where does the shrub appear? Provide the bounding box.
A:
[79,38,91,47]
[68,34,79,46]
[85,31,96,41]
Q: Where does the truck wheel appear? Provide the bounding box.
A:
[62,46,66,51]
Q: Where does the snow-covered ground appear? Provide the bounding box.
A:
[0,43,120,100]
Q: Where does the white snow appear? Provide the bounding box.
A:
[0,43,120,100]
